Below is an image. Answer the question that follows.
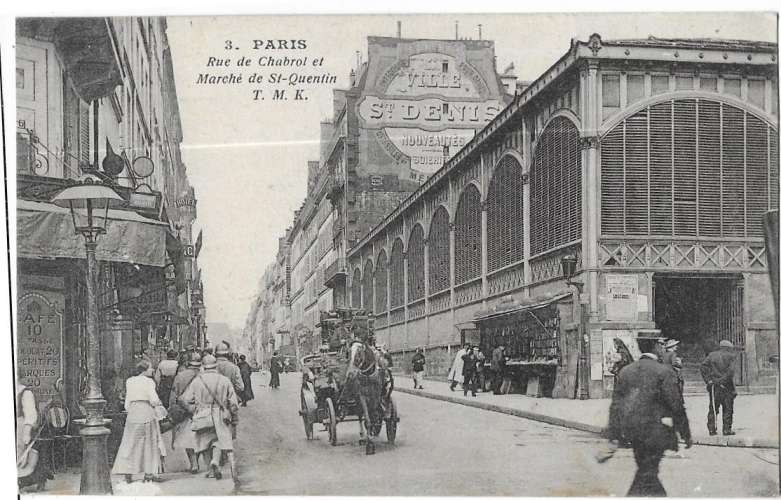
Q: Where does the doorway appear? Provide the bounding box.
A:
[653,274,745,386]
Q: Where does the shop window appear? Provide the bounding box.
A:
[375,251,388,314]
[407,224,425,302]
[389,238,405,309]
[428,206,451,294]
[748,80,766,109]
[363,260,374,313]
[651,75,669,95]
[530,117,582,255]
[351,268,362,309]
[454,184,482,285]
[723,78,741,97]
[487,155,524,272]
[600,98,779,238]
[627,74,645,104]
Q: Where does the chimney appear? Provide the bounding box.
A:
[478,24,482,40]
[455,21,459,40]
[397,20,401,38]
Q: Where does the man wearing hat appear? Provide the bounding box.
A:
[169,352,203,473]
[155,349,180,408]
[180,354,239,481]
[701,340,737,436]
[215,342,244,398]
[662,339,684,395]
[604,339,692,496]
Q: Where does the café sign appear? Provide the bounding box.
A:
[17,293,63,403]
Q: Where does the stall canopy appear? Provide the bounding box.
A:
[17,199,168,267]
[474,292,572,324]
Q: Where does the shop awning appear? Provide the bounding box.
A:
[17,199,168,267]
[473,292,573,323]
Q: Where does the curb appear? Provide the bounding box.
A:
[394,386,778,449]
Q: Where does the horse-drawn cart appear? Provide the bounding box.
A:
[298,310,399,455]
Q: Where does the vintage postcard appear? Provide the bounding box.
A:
[4,11,780,497]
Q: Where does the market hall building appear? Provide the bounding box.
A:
[283,33,516,353]
[346,34,779,399]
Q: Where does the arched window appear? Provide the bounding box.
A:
[601,98,779,238]
[351,268,362,309]
[389,238,405,309]
[407,224,425,302]
[362,260,374,314]
[530,116,582,255]
[454,184,482,285]
[429,206,451,294]
[375,251,388,314]
[487,155,524,272]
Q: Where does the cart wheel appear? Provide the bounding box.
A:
[300,392,314,440]
[386,396,397,444]
[326,397,337,446]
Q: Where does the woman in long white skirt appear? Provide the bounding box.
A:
[111,360,167,483]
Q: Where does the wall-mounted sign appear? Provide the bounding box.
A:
[358,52,502,178]
[183,245,195,258]
[175,197,197,208]
[17,293,63,404]
[605,274,639,321]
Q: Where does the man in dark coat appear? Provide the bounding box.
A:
[701,340,737,436]
[491,344,506,395]
[461,347,478,397]
[237,355,254,406]
[411,348,426,389]
[605,340,692,497]
[269,352,282,389]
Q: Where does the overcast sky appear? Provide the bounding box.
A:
[165,12,776,329]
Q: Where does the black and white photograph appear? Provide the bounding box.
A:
[2,8,780,497]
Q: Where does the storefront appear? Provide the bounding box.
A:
[474,292,577,398]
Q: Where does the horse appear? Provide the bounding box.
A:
[345,341,393,455]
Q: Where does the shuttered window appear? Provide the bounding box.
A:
[363,260,374,313]
[487,155,524,272]
[454,184,482,285]
[429,206,451,294]
[601,98,779,238]
[407,224,425,301]
[530,117,582,255]
[389,238,405,309]
[375,251,388,314]
[351,268,362,309]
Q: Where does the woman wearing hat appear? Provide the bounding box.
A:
[170,352,203,473]
[111,360,167,483]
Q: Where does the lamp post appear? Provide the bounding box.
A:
[561,254,589,400]
[52,177,123,494]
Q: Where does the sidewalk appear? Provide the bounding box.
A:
[24,431,237,496]
[394,375,779,449]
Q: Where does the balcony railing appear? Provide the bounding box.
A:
[323,258,347,289]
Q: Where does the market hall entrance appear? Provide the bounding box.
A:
[653,274,745,387]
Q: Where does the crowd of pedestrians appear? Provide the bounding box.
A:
[109,341,258,484]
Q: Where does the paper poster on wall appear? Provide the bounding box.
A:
[605,274,639,321]
[16,292,64,406]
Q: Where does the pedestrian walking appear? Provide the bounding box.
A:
[181,355,240,481]
[237,355,254,406]
[169,353,202,474]
[462,347,478,397]
[491,344,506,395]
[701,340,737,436]
[215,342,245,398]
[111,360,168,483]
[447,344,468,391]
[411,348,426,389]
[662,339,684,395]
[269,352,282,389]
[16,374,51,492]
[602,340,692,496]
[154,350,179,408]
[474,347,486,392]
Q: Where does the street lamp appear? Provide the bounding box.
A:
[561,254,589,400]
[52,176,122,495]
